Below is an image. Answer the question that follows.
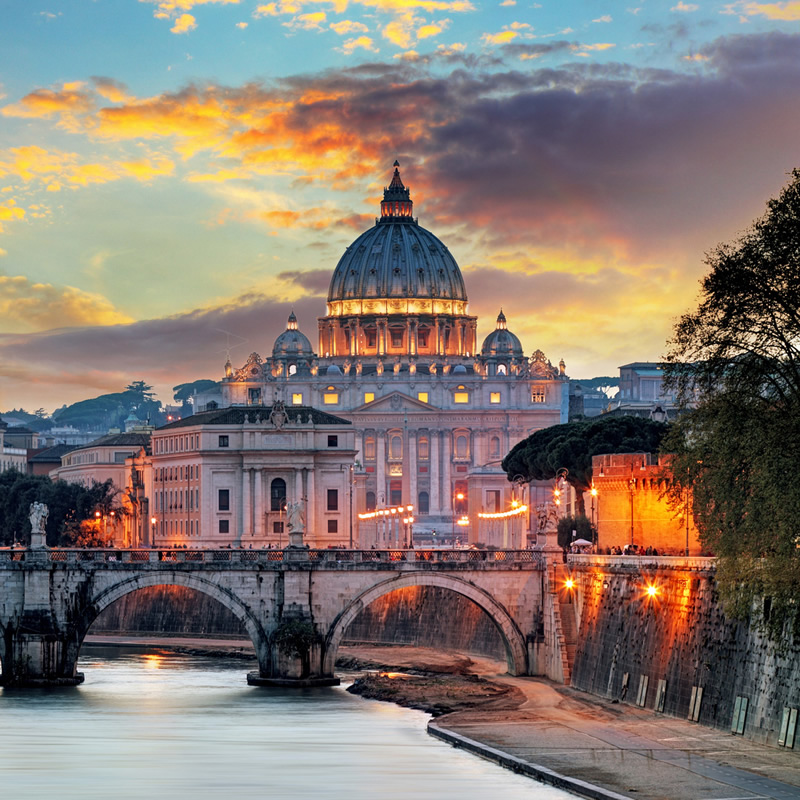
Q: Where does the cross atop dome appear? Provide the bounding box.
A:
[380,160,413,222]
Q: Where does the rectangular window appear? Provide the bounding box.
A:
[487,490,501,512]
[219,519,230,534]
[417,392,429,403]
[218,435,229,447]
[418,331,428,348]
[327,519,338,534]
[327,489,339,511]
[218,489,230,511]
[364,392,375,404]
[328,435,338,447]
[248,388,262,405]
[292,393,303,405]
[490,392,501,404]
[273,521,284,534]
[323,393,339,404]
[390,330,403,348]
[366,330,377,348]
[328,489,339,511]
[531,387,546,403]
[454,392,469,404]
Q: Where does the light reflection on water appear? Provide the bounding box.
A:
[0,647,573,800]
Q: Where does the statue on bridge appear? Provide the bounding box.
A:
[28,502,49,549]
[286,501,307,550]
[534,501,561,553]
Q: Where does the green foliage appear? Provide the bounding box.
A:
[173,380,218,404]
[52,383,164,430]
[663,168,800,636]
[0,471,119,546]
[556,515,593,549]
[571,376,619,395]
[1,408,52,432]
[503,415,668,513]
[272,619,320,657]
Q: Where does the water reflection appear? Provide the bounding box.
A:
[0,647,573,800]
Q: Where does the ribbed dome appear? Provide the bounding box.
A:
[272,311,314,358]
[481,310,523,357]
[327,163,467,308]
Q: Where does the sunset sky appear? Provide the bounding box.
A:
[1,1,799,413]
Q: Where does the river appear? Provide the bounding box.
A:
[0,647,575,799]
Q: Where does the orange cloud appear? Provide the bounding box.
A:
[2,87,94,119]
[740,1,800,19]
[0,275,133,333]
[171,13,197,32]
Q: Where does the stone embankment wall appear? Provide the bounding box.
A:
[91,585,506,659]
[569,559,800,747]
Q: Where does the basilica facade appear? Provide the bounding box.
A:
[206,163,568,545]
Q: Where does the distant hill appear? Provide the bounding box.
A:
[571,376,619,397]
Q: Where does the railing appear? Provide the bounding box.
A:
[568,553,715,572]
[0,547,544,567]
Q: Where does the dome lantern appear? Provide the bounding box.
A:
[380,160,414,222]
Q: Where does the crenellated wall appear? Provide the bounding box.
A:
[568,555,800,748]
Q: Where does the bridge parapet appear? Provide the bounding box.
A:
[567,554,715,573]
[0,548,544,570]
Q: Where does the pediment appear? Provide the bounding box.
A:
[354,392,435,412]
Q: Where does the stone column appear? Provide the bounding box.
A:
[442,431,452,513]
[306,467,315,541]
[254,469,264,538]
[408,429,417,514]
[376,432,386,506]
[242,468,252,537]
[294,469,303,505]
[430,431,440,514]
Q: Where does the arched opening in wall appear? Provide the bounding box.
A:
[418,491,429,514]
[366,491,376,512]
[338,585,509,674]
[270,478,287,512]
[78,584,257,674]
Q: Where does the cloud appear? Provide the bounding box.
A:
[671,1,699,10]
[330,19,369,33]
[171,13,197,32]
[592,14,612,22]
[341,35,379,52]
[482,30,519,45]
[2,86,94,119]
[0,275,132,333]
[725,1,800,19]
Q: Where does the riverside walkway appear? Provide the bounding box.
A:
[431,677,800,800]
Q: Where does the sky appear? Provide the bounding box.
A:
[1,1,799,413]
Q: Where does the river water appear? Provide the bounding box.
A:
[0,647,574,799]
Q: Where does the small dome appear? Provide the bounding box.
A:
[326,364,343,375]
[452,365,467,374]
[272,311,314,359]
[481,309,523,358]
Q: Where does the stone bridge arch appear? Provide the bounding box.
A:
[70,572,270,675]
[323,572,528,676]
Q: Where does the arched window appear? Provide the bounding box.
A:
[365,436,376,460]
[288,363,297,376]
[270,478,287,512]
[455,433,469,459]
[497,363,507,375]
[366,491,376,512]
[490,436,501,458]
[418,491,429,514]
[418,436,429,461]
[390,434,402,459]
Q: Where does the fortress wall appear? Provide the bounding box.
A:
[570,564,800,747]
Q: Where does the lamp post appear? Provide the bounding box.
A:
[629,477,636,546]
[590,484,598,544]
[452,491,465,547]
[150,516,157,547]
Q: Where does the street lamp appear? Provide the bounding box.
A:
[590,483,598,544]
[553,468,568,514]
[452,491,465,547]
[150,516,157,546]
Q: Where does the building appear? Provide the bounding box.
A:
[148,405,356,549]
[591,453,702,555]
[207,163,569,543]
[0,421,27,475]
[606,362,678,420]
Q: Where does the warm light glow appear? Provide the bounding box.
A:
[358,504,413,520]
[478,504,528,519]
[511,499,519,508]
[564,578,575,590]
[95,511,101,518]
[646,584,659,597]
[591,486,598,497]
[456,516,469,526]
[150,517,157,525]
[455,492,465,500]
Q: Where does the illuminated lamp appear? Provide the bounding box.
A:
[646,584,659,597]
[564,578,575,590]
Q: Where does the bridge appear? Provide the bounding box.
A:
[0,546,557,687]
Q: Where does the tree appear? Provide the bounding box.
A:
[0,471,119,546]
[173,380,218,405]
[557,515,593,549]
[663,168,800,633]
[502,415,668,514]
